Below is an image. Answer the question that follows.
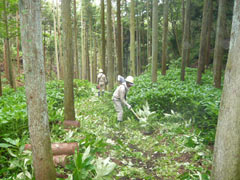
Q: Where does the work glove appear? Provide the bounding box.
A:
[127,104,132,109]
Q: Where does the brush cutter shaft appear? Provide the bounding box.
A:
[130,108,140,120]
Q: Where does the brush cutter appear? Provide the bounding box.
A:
[130,108,141,121]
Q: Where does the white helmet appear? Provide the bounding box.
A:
[125,76,134,84]
[99,69,103,73]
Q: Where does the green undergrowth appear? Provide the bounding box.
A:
[0,80,93,179]
[0,67,219,179]
[65,92,213,179]
[128,67,222,144]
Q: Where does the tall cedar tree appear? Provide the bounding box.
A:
[130,0,135,76]
[211,1,240,179]
[19,0,56,179]
[213,0,226,88]
[101,0,106,73]
[53,0,60,80]
[181,0,191,81]
[74,0,79,79]
[81,0,87,80]
[107,0,114,90]
[62,0,76,121]
[161,0,169,75]
[117,0,123,76]
[147,0,152,64]
[151,0,158,82]
[3,0,16,89]
[205,0,213,69]
[197,0,211,84]
[16,11,21,74]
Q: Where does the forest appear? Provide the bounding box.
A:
[0,0,239,179]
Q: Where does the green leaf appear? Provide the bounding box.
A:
[0,143,13,148]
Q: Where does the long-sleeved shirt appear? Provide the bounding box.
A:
[97,73,107,85]
[112,83,130,107]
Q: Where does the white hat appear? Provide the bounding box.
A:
[125,76,134,84]
[99,69,103,73]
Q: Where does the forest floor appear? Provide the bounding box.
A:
[52,90,213,180]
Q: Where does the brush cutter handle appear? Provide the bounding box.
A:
[130,108,140,120]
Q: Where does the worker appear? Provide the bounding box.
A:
[97,69,108,96]
[112,76,134,122]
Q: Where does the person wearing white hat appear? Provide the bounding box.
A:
[97,69,108,96]
[112,76,134,122]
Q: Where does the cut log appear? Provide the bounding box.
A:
[25,142,78,155]
[56,173,68,179]
[63,120,80,128]
[53,155,69,167]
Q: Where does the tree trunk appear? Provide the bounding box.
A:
[16,11,21,75]
[57,0,64,80]
[3,0,16,90]
[19,0,56,179]
[197,0,210,84]
[181,0,185,55]
[81,0,88,80]
[117,0,123,76]
[213,0,226,88]
[62,0,75,121]
[101,0,106,73]
[162,0,169,76]
[92,35,97,83]
[211,1,240,179]
[130,0,136,76]
[86,30,90,81]
[205,0,213,69]
[3,40,9,81]
[107,0,114,90]
[43,26,47,77]
[181,0,191,81]
[74,0,79,79]
[147,0,152,65]
[53,0,60,80]
[152,0,158,82]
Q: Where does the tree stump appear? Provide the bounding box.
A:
[63,120,80,129]
[53,155,69,167]
[25,142,78,155]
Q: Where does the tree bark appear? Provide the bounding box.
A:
[181,0,185,55]
[74,0,79,79]
[62,0,75,121]
[107,0,114,90]
[130,0,136,76]
[3,40,9,81]
[197,0,211,84]
[211,1,240,179]
[57,0,64,80]
[101,0,106,73]
[181,0,191,81]
[81,0,88,80]
[117,0,123,76]
[19,0,56,179]
[205,0,213,69]
[92,35,97,83]
[3,0,16,90]
[152,0,158,82]
[147,0,152,65]
[16,11,21,75]
[53,0,60,80]
[162,0,169,76]
[213,0,226,88]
